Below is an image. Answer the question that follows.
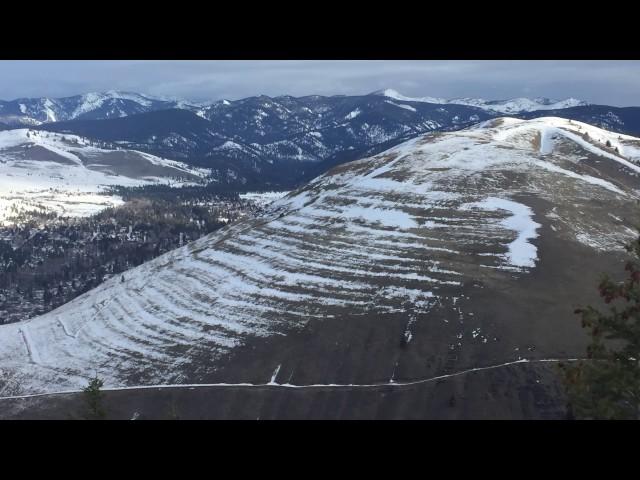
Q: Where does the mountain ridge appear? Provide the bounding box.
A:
[0,89,599,127]
[0,90,206,126]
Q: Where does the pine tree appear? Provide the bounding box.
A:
[43,286,51,305]
[83,374,106,420]
[560,235,640,419]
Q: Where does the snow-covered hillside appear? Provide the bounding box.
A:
[379,89,588,113]
[0,129,208,224]
[0,117,639,399]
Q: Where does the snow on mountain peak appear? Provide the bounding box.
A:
[373,89,588,113]
[479,97,588,114]
[376,88,448,105]
[71,91,158,118]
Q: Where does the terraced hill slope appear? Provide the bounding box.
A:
[1,117,639,419]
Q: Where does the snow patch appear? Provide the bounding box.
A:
[345,109,361,120]
[462,197,541,268]
[385,100,417,112]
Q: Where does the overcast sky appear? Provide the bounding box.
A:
[0,60,639,106]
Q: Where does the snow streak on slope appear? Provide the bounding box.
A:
[0,117,638,395]
[461,198,540,267]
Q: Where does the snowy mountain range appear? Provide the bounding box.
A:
[3,90,640,194]
[2,117,639,419]
[32,95,496,189]
[0,89,591,127]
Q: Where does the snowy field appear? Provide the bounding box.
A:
[0,129,209,225]
[0,186,125,225]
